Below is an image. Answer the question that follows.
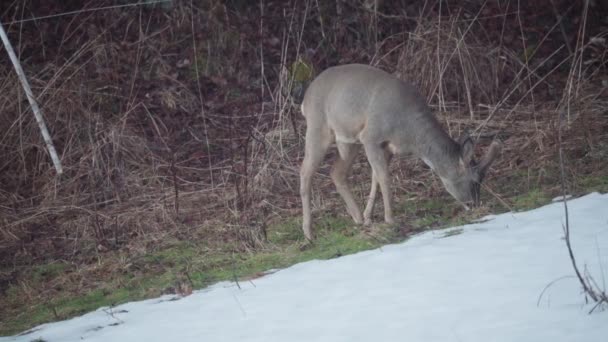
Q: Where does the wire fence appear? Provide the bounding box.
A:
[4,0,173,25]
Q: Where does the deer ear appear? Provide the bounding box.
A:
[460,137,475,164]
[479,140,502,175]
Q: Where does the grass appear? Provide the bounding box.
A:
[512,188,552,211]
[577,175,608,194]
[0,1,608,335]
[3,174,607,336]
[400,197,470,230]
[504,172,608,212]
[0,215,386,336]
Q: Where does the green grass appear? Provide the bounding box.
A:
[4,173,606,336]
[29,262,69,284]
[506,174,608,212]
[512,188,552,211]
[0,215,387,336]
[577,175,608,194]
[400,197,468,230]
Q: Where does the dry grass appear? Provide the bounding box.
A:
[393,13,523,113]
[0,0,607,334]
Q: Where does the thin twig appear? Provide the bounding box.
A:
[558,107,601,304]
[537,275,576,307]
[549,0,573,55]
[482,183,512,212]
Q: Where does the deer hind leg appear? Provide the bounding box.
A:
[300,126,332,241]
[331,142,363,224]
[363,148,392,225]
[362,142,395,225]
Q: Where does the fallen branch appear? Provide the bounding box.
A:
[0,19,63,175]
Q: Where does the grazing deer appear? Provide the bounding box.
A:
[300,64,501,241]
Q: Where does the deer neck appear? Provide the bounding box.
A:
[415,123,461,179]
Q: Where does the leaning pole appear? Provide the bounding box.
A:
[0,19,63,175]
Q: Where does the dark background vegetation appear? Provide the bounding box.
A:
[0,0,607,334]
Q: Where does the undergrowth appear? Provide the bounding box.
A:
[1,0,607,335]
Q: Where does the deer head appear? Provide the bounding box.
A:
[440,136,502,209]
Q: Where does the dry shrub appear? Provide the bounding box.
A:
[394,14,524,114]
[0,83,171,264]
[0,3,224,268]
[1,0,606,290]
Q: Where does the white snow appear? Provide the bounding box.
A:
[3,192,608,342]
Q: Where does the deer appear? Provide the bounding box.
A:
[299,64,501,241]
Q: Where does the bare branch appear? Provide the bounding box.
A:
[0,20,63,175]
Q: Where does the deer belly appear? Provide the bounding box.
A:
[422,157,435,170]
